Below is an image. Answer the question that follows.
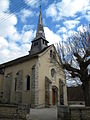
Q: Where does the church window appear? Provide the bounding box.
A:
[51,68,56,80]
[50,50,56,61]
[53,51,56,59]
[50,50,52,57]
[27,75,30,90]
[43,40,47,45]
[45,41,47,45]
[34,42,38,46]
[43,40,45,44]
[15,78,17,91]
[24,75,30,91]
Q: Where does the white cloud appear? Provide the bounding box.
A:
[21,43,31,53]
[0,0,34,64]
[24,0,40,8]
[62,34,68,41]
[19,9,33,23]
[46,0,90,20]
[84,10,90,21]
[0,12,18,39]
[0,36,8,49]
[0,0,20,45]
[77,25,88,32]
[46,4,57,18]
[23,25,34,31]
[61,0,89,17]
[64,20,80,29]
[44,27,61,45]
[57,27,67,34]
[0,0,9,12]
[24,0,48,8]
[21,30,34,43]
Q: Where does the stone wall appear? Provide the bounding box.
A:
[58,105,90,120]
[45,76,50,107]
[15,70,23,104]
[31,64,39,108]
[3,73,12,103]
[0,104,30,120]
[58,105,70,120]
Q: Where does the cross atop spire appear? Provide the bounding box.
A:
[36,6,45,39]
[40,4,41,11]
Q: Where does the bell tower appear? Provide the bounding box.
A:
[29,8,49,55]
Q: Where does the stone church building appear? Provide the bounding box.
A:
[0,10,67,108]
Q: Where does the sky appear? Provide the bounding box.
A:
[0,0,90,64]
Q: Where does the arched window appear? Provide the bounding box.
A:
[50,50,56,60]
[51,68,56,80]
[50,50,52,57]
[24,75,30,91]
[15,78,17,91]
[27,75,30,90]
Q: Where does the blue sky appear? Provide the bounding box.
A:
[0,0,90,64]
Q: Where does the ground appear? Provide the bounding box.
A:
[29,107,57,120]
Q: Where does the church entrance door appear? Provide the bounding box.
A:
[52,88,55,105]
[52,86,58,105]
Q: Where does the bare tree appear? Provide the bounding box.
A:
[57,26,90,106]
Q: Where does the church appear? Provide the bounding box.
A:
[0,10,67,108]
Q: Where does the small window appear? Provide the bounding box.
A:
[45,41,47,45]
[43,40,45,44]
[27,75,30,90]
[15,78,17,91]
[24,75,30,91]
[50,50,52,57]
[53,51,56,59]
[43,40,47,45]
[34,42,38,46]
[51,68,56,80]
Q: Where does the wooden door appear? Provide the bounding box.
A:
[52,89,55,105]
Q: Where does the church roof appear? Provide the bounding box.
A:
[0,45,51,68]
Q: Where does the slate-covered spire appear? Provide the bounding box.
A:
[29,7,49,55]
[36,7,45,39]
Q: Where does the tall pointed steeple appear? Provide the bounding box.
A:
[36,7,45,39]
[29,7,49,55]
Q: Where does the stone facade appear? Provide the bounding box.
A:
[3,73,12,103]
[31,64,39,108]
[0,45,67,108]
[45,76,52,107]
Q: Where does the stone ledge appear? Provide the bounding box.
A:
[0,104,30,120]
[58,105,90,120]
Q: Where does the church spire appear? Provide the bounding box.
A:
[36,6,45,39]
[29,6,49,55]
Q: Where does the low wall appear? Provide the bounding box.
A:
[57,105,70,120]
[68,101,85,105]
[58,105,90,120]
[0,104,30,120]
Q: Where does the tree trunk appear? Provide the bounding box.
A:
[82,81,90,106]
